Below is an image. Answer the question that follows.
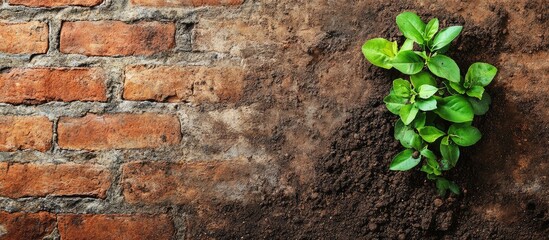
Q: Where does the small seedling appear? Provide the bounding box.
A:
[362,12,497,196]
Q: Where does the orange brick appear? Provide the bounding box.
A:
[0,22,48,54]
[57,113,181,150]
[60,21,175,56]
[8,0,103,7]
[0,116,52,152]
[121,160,253,204]
[0,68,107,104]
[0,212,56,240]
[58,214,174,240]
[124,65,244,103]
[131,0,243,7]
[0,163,111,198]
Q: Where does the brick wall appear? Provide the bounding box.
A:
[0,0,279,239]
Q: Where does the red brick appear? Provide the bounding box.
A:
[131,0,243,7]
[0,22,48,54]
[60,21,175,56]
[58,214,174,240]
[0,68,107,104]
[121,160,253,204]
[124,65,244,103]
[0,163,111,198]
[8,0,102,7]
[0,116,52,152]
[0,212,56,240]
[57,113,181,150]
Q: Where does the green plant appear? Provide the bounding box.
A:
[361,12,497,196]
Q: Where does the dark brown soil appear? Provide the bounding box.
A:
[186,0,549,239]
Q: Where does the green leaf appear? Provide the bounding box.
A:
[390,149,421,171]
[401,38,414,52]
[399,104,419,125]
[427,54,461,83]
[362,38,398,69]
[430,26,463,51]
[384,94,408,115]
[467,92,491,115]
[466,85,484,99]
[440,142,460,166]
[417,85,439,99]
[412,112,426,129]
[410,71,437,88]
[441,135,450,145]
[440,159,452,170]
[448,123,482,147]
[464,62,498,87]
[421,148,437,161]
[418,126,446,143]
[394,120,423,150]
[392,78,412,98]
[434,95,474,123]
[396,12,426,44]
[449,81,466,94]
[415,97,437,111]
[414,51,429,60]
[448,181,460,195]
[424,18,439,42]
[392,50,424,75]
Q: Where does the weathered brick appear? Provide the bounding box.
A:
[0,68,107,104]
[58,214,174,240]
[0,212,56,240]
[124,65,244,103]
[57,113,181,150]
[0,163,111,198]
[8,0,103,7]
[0,116,52,152]
[60,21,175,56]
[121,160,253,204]
[0,22,48,54]
[131,0,243,7]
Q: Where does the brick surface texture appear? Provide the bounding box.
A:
[0,22,48,54]
[57,113,181,150]
[0,116,52,151]
[8,0,103,7]
[0,163,111,198]
[131,0,243,7]
[60,21,175,56]
[0,212,56,240]
[0,68,107,104]
[57,214,174,240]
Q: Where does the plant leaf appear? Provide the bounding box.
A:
[427,54,461,83]
[448,123,482,147]
[395,120,423,150]
[396,12,426,44]
[415,97,437,111]
[401,38,415,52]
[410,71,437,88]
[424,18,439,42]
[421,148,437,161]
[390,149,421,171]
[466,85,484,99]
[362,38,398,69]
[430,26,463,51]
[434,95,474,123]
[448,181,460,195]
[418,126,446,143]
[384,94,408,115]
[392,50,424,75]
[440,142,460,166]
[449,81,466,94]
[417,85,439,99]
[392,78,412,98]
[400,104,419,125]
[464,62,498,87]
[467,92,492,115]
[412,112,426,129]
